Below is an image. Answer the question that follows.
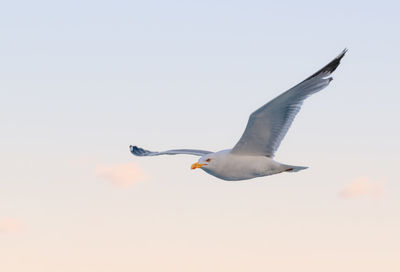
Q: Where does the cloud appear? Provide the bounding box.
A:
[95,162,147,188]
[339,177,384,199]
[0,218,22,233]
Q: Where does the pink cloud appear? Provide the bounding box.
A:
[0,218,23,233]
[339,177,384,199]
[95,162,147,188]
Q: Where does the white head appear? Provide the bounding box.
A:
[190,149,232,172]
[191,153,215,171]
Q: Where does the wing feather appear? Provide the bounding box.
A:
[130,145,213,157]
[231,49,347,157]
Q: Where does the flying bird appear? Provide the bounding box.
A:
[130,49,347,181]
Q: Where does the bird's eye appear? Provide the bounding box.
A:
[206,158,211,162]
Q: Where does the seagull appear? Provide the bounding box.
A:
[130,49,347,181]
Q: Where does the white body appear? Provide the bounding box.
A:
[199,150,306,181]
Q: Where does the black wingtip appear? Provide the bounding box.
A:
[304,48,347,81]
[130,145,146,156]
[326,48,347,72]
[337,48,348,60]
[130,145,157,156]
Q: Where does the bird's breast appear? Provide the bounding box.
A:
[203,154,283,181]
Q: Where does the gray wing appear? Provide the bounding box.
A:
[130,145,213,157]
[231,49,347,158]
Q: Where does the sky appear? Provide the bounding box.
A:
[1,0,400,271]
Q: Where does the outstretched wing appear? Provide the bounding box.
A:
[231,49,347,158]
[130,145,213,157]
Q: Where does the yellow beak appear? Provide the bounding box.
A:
[191,162,206,170]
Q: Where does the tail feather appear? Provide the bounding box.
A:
[284,165,308,173]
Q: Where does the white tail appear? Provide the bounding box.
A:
[284,165,308,173]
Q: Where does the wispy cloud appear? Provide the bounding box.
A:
[339,177,384,199]
[95,162,147,188]
[0,218,23,233]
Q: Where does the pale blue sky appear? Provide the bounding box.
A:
[1,1,399,271]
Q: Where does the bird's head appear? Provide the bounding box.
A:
[191,153,215,170]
